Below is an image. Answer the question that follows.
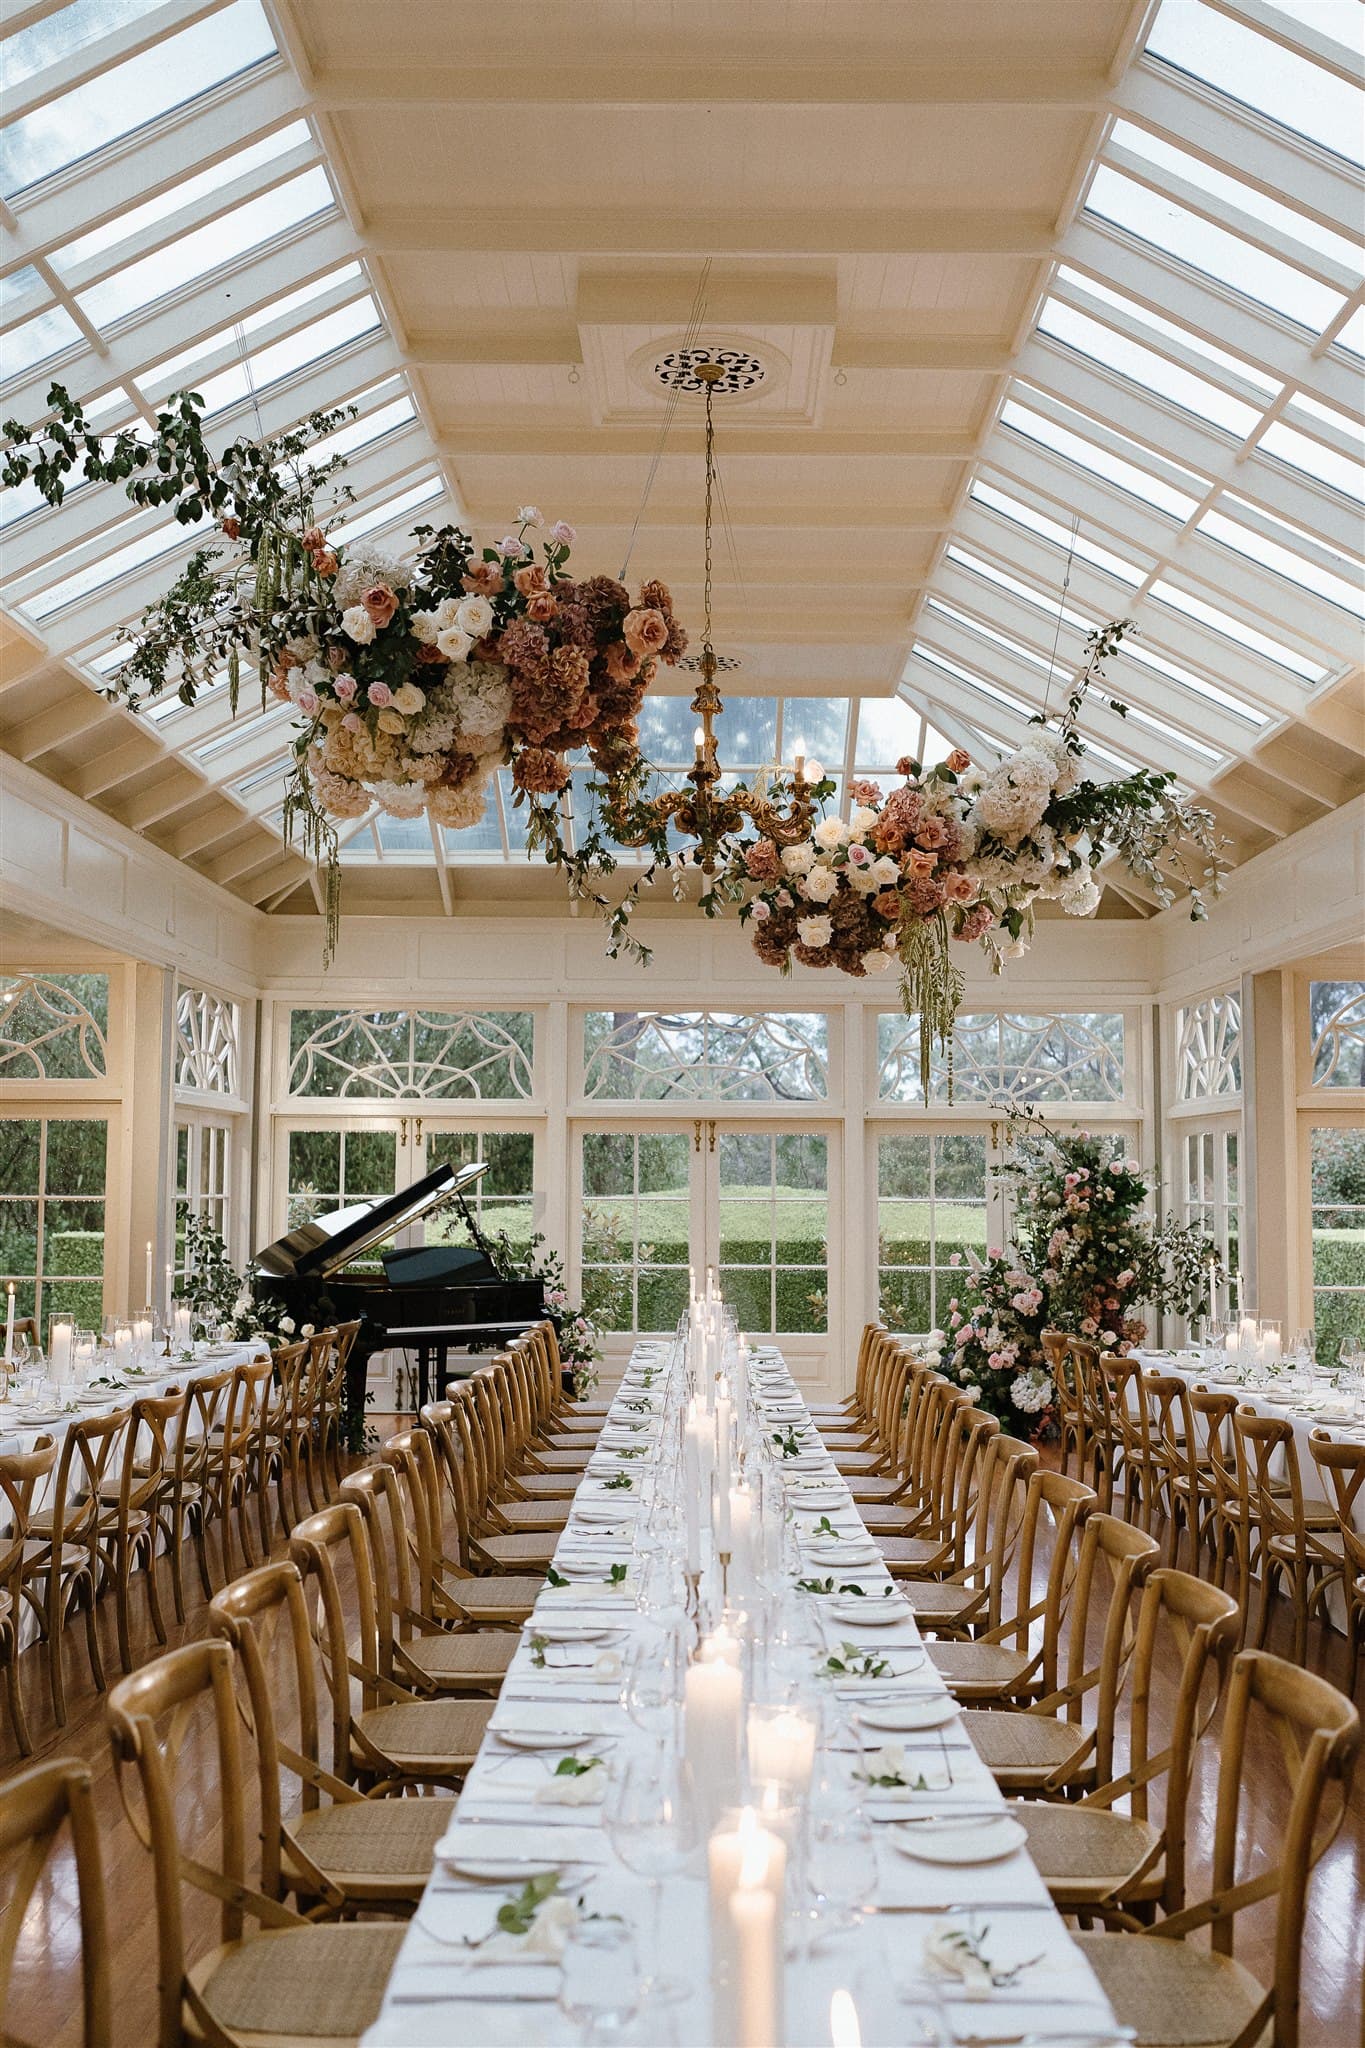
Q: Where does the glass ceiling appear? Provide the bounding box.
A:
[0,0,1361,882]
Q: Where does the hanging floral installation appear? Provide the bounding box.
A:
[1,387,686,957]
[5,386,1224,1034]
[719,622,1225,1084]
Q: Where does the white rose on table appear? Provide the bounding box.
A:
[455,596,495,640]
[923,1924,994,1999]
[340,605,376,644]
[536,1764,608,1808]
[521,1893,578,1958]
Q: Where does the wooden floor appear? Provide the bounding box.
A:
[2,1419,1362,2048]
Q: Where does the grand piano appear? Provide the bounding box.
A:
[253,1161,545,1410]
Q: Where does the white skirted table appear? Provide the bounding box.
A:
[362,1341,1122,2047]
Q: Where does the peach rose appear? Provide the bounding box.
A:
[947,748,972,773]
[605,642,641,682]
[904,848,938,878]
[872,888,902,919]
[622,607,668,657]
[363,584,399,628]
[302,526,325,551]
[513,564,549,597]
[526,591,558,623]
[312,549,338,577]
[462,560,505,597]
[943,872,978,903]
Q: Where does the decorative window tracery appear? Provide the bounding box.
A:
[175,986,239,1097]
[287,1008,534,1100]
[1175,992,1242,1102]
[1310,982,1365,1091]
[583,1011,828,1102]
[0,974,109,1082]
[878,1012,1126,1104]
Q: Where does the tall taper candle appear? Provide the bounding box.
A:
[3,1282,14,1365]
[145,1240,154,1309]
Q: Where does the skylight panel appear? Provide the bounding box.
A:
[1054,266,1280,397]
[946,544,1093,630]
[330,475,443,544]
[1001,397,1203,520]
[304,394,416,471]
[442,805,504,855]
[24,510,210,620]
[1086,165,1346,333]
[913,641,1039,718]
[2,303,83,382]
[1332,306,1365,358]
[918,722,956,770]
[0,1,276,198]
[1258,418,1365,503]
[76,168,334,329]
[924,601,1051,675]
[190,299,383,416]
[1110,123,1365,277]
[1118,632,1273,720]
[52,125,311,278]
[134,265,368,398]
[1265,0,1365,54]
[1037,297,1261,438]
[1145,0,1365,168]
[969,480,1145,585]
[1198,501,1365,617]
[3,0,160,87]
[1147,579,1323,686]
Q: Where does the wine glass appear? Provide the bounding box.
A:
[557,1914,641,2044]
[624,1620,686,1740]
[601,1742,699,2003]
[806,1803,875,1944]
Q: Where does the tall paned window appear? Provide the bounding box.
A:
[422,1129,536,1257]
[717,1132,828,1338]
[876,1133,988,1333]
[173,986,244,1270]
[580,1131,692,1334]
[1306,982,1365,1363]
[0,1117,108,1332]
[1169,992,1244,1302]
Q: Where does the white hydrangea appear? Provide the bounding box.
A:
[427,777,488,829]
[1010,1370,1054,1415]
[1027,728,1082,796]
[975,752,1052,845]
[452,662,513,747]
[800,863,839,903]
[781,842,816,876]
[1059,871,1102,917]
[332,546,412,609]
[369,779,427,818]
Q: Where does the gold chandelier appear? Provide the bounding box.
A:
[602,361,819,877]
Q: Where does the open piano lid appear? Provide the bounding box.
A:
[253,1160,487,1281]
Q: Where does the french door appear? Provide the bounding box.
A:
[274,1115,539,1260]
[572,1119,838,1370]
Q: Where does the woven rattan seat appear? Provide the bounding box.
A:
[355,1697,494,1770]
[187,1922,405,2044]
[446,1576,542,1624]
[899,1581,983,1626]
[958,1707,1092,1786]
[875,1534,947,1569]
[1008,1802,1163,1906]
[831,1450,883,1474]
[532,1448,596,1471]
[926,1640,1039,1699]
[1073,1930,1267,2046]
[477,1530,560,1568]
[402,1630,517,1684]
[490,1498,572,1532]
[285,1798,453,1894]
[512,1471,580,1497]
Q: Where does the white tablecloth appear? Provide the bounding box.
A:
[363,1342,1120,2047]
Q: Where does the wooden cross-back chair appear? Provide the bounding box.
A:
[0,1758,110,2048]
[806,1320,888,1424]
[106,1640,405,2048]
[896,1431,1040,1638]
[1075,1647,1360,2048]
[209,1561,454,1915]
[94,1387,183,1675]
[208,1356,275,1588]
[0,1433,57,1754]
[815,1328,903,1448]
[840,1351,920,1500]
[340,1461,516,1696]
[825,1336,914,1473]
[1307,1432,1365,1694]
[1142,1371,1217,1574]
[1234,1407,1345,1666]
[1014,1566,1240,1926]
[926,1468,1098,1706]
[406,1415,543,1627]
[317,1318,362,1498]
[441,1381,560,1572]
[870,1396,999,1573]
[288,1501,493,1795]
[1042,1329,1086,1481]
[960,1510,1161,1798]
[151,1366,230,1625]
[1105,1353,1160,1535]
[19,1405,131,1723]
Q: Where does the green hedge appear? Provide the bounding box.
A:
[1314,1227,1365,1363]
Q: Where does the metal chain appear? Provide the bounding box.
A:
[703,378,715,653]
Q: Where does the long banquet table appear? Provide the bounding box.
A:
[363,1340,1123,2047]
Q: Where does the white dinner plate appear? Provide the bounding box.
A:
[528,1619,620,1644]
[856,1694,959,1732]
[439,1855,567,1885]
[201,1343,240,1357]
[489,1727,587,1751]
[17,1408,65,1425]
[807,1540,881,1566]
[829,1595,907,1626]
[889,1814,1027,1864]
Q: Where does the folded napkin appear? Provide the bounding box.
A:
[437,1821,608,1868]
[488,1703,617,1737]
[536,1645,624,1678]
[468,1757,609,1810]
[535,1584,633,1610]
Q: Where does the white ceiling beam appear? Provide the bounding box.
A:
[435,426,975,458]
[309,61,1113,108]
[367,208,1058,260]
[2,62,308,273]
[462,499,953,533]
[114,769,214,832]
[1,689,116,762]
[403,326,1013,373]
[1204,764,1312,837]
[67,733,165,800]
[203,834,298,887]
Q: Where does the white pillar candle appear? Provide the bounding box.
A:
[708,1809,785,2048]
[1207,1259,1217,1322]
[113,1325,133,1371]
[133,1316,153,1364]
[1261,1329,1282,1371]
[730,1888,782,2048]
[3,1282,14,1365]
[173,1305,193,1351]
[74,1332,96,1386]
[698,1622,743,1668]
[686,1654,743,1830]
[49,1317,74,1386]
[747,1702,817,1802]
[144,1241,154,1308]
[830,1989,861,2048]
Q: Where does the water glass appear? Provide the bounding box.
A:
[558,1913,641,2043]
[602,1744,698,2002]
[806,1804,875,1940]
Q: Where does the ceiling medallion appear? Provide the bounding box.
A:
[651,345,766,397]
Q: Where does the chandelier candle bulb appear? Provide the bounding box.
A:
[144,1241,154,1307]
